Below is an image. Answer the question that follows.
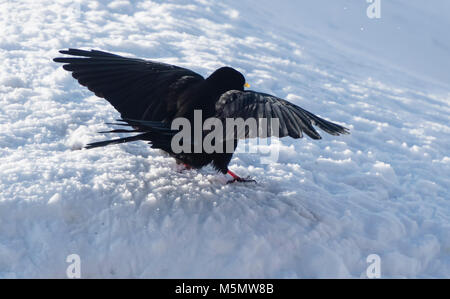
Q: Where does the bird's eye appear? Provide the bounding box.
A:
[244,83,250,88]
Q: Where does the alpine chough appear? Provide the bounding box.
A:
[54,49,349,183]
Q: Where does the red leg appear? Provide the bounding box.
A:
[227,170,240,180]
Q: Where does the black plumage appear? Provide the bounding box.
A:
[54,49,349,183]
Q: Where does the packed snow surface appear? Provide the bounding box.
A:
[0,0,449,278]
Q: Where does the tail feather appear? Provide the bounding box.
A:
[85,133,148,149]
[84,119,178,151]
[98,129,141,134]
[121,118,171,129]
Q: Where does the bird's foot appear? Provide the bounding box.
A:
[226,170,257,184]
[227,176,257,184]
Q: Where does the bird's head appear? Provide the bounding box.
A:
[207,67,249,94]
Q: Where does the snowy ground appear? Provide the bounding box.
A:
[0,0,449,278]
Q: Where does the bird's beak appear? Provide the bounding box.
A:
[244,83,251,88]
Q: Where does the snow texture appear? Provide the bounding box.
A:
[0,0,449,278]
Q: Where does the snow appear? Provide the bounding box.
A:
[0,0,449,278]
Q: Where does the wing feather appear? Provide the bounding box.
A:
[54,48,204,120]
[215,90,349,140]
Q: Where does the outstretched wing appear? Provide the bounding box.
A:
[215,90,349,139]
[54,48,204,121]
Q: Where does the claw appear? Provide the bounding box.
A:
[227,176,257,184]
[226,170,257,184]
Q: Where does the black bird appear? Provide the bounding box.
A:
[54,49,349,183]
